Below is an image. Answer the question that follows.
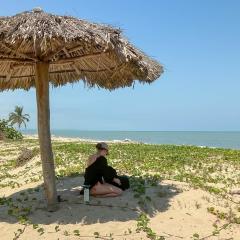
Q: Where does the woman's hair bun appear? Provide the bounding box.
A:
[96,142,109,150]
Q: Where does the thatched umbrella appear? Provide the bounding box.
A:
[0,8,163,211]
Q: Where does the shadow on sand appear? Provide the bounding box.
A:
[0,175,180,225]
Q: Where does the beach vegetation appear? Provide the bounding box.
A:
[0,139,239,239]
[0,119,23,140]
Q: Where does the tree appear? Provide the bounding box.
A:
[8,106,30,129]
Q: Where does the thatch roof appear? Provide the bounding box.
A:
[0,8,163,91]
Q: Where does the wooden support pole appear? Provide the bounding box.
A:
[35,62,58,211]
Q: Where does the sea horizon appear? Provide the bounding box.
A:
[22,129,240,150]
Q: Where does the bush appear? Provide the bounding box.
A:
[0,119,23,140]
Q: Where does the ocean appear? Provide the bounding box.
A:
[22,130,240,150]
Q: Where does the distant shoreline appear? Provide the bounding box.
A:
[22,130,240,149]
[23,134,137,144]
[22,134,234,151]
[22,129,240,132]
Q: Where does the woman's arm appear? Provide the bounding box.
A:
[86,154,97,167]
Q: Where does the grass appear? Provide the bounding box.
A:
[0,138,240,239]
[51,141,240,194]
[1,139,239,200]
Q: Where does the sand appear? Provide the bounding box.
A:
[0,137,239,240]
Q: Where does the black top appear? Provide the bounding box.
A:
[83,156,117,189]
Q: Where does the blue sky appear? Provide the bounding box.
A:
[0,0,240,131]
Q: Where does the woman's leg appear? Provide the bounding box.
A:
[90,181,123,197]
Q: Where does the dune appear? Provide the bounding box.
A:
[0,137,239,240]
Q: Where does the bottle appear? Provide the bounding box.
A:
[83,185,90,204]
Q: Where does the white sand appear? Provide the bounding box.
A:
[0,138,239,240]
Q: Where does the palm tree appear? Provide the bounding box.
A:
[8,106,30,129]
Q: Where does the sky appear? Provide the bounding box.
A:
[0,0,240,131]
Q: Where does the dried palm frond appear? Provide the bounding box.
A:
[0,8,163,91]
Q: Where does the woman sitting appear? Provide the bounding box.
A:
[83,142,128,197]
